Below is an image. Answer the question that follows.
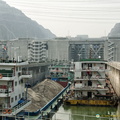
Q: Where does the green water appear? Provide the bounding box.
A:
[53,104,117,120]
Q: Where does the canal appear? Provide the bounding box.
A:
[52,103,120,120]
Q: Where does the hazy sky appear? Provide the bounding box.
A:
[3,0,120,38]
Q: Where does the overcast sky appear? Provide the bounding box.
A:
[3,0,120,38]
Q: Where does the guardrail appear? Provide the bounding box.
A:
[0,73,13,77]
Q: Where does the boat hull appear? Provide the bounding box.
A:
[64,99,117,107]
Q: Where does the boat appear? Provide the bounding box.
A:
[0,60,32,119]
[64,59,118,106]
[46,62,74,87]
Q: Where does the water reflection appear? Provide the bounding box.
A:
[116,103,120,120]
[53,104,118,120]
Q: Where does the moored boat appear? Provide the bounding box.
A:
[46,62,74,87]
[64,59,118,106]
[0,61,32,119]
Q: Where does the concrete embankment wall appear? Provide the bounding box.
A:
[107,62,120,97]
[23,64,49,86]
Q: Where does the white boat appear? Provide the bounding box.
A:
[64,59,118,106]
[0,61,32,118]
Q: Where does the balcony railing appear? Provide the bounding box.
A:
[0,89,13,97]
[19,74,32,80]
[0,73,13,77]
[74,77,105,81]
[72,86,108,91]
[48,74,68,78]
[1,100,31,116]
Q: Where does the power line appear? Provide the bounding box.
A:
[4,0,120,4]
[3,0,120,23]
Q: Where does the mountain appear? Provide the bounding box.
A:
[0,1,56,40]
[108,23,120,38]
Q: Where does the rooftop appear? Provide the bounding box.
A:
[0,60,29,66]
[80,59,105,61]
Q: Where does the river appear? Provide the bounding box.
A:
[52,103,120,120]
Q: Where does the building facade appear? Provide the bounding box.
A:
[107,37,120,62]
[1,36,120,63]
[47,37,109,62]
[28,40,48,62]
[7,38,48,63]
[0,41,8,61]
[47,37,69,62]
[73,60,108,99]
[69,38,108,61]
[7,38,33,61]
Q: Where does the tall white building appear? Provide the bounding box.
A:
[7,38,32,61]
[28,40,48,62]
[47,37,69,61]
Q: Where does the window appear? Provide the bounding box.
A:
[21,79,23,83]
[19,94,21,99]
[19,67,21,71]
[22,92,24,97]
[15,81,17,86]
[11,97,14,103]
[15,96,17,101]
[16,67,18,71]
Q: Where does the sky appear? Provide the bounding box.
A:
[3,0,120,38]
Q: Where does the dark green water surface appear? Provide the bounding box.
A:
[53,104,118,120]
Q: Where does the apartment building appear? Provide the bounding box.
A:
[28,40,48,62]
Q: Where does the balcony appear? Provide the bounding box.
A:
[0,75,15,81]
[19,74,32,81]
[74,77,105,81]
[72,86,109,91]
[0,89,13,97]
[81,67,105,71]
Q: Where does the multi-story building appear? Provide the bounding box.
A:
[47,37,69,62]
[64,60,117,106]
[47,37,108,62]
[7,38,33,61]
[28,40,48,62]
[73,60,108,98]
[46,62,74,87]
[69,38,108,61]
[6,38,48,63]
[2,36,120,63]
[0,61,32,119]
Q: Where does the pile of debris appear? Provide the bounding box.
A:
[24,79,64,112]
